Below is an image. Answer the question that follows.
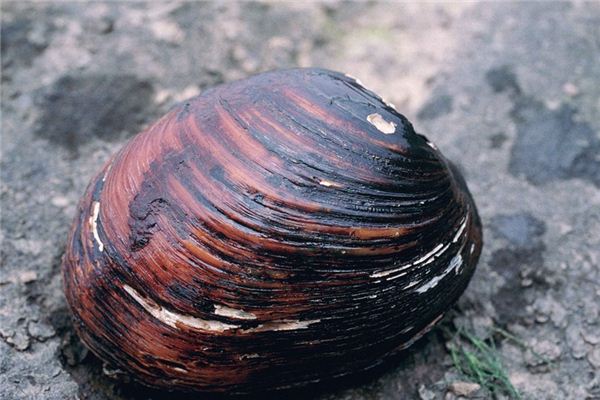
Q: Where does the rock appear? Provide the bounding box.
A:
[448,381,481,397]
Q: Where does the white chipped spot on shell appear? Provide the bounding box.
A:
[426,140,439,150]
[89,201,104,252]
[213,305,257,320]
[344,73,364,87]
[367,113,396,134]
[123,284,240,332]
[382,98,397,110]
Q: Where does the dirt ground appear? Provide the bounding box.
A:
[1,2,600,399]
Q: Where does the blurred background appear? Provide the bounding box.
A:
[1,1,600,399]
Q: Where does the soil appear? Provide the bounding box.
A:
[1,2,599,399]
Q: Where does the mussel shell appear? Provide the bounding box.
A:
[62,68,482,393]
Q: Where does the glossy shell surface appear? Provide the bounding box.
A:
[62,68,482,393]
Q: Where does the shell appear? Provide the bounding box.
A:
[62,68,482,393]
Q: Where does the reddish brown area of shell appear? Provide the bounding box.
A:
[62,68,482,393]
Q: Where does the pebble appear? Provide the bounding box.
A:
[588,348,600,369]
[19,270,38,284]
[582,330,600,345]
[562,82,580,97]
[526,339,561,367]
[149,19,184,44]
[566,325,588,359]
[28,321,56,341]
[51,196,71,208]
[6,330,30,351]
[448,381,481,396]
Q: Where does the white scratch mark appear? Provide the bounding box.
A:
[413,243,445,265]
[89,201,104,252]
[400,326,414,334]
[243,319,320,333]
[214,305,257,320]
[173,367,188,373]
[239,353,260,360]
[395,314,444,351]
[367,113,396,134]
[403,280,419,289]
[102,161,113,182]
[415,252,464,294]
[319,180,342,188]
[370,213,470,280]
[370,243,444,278]
[452,217,468,243]
[123,285,240,332]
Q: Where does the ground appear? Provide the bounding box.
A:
[1,2,600,399]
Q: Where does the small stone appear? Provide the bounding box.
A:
[583,298,599,324]
[19,270,38,284]
[562,82,579,97]
[588,348,600,369]
[172,85,201,103]
[149,19,184,44]
[448,381,481,396]
[6,330,30,351]
[550,302,567,328]
[582,330,600,345]
[154,89,172,105]
[27,321,56,341]
[51,196,70,208]
[535,313,549,324]
[526,339,561,367]
[566,325,588,359]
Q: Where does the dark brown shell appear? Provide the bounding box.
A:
[62,68,482,393]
